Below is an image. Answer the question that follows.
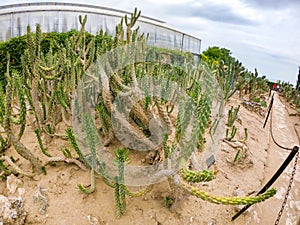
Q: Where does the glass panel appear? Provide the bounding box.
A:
[57,11,77,33]
[0,3,201,54]
[41,11,58,33]
[11,13,27,37]
[0,14,11,41]
[103,15,119,36]
[27,11,45,32]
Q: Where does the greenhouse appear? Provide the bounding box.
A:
[0,1,201,54]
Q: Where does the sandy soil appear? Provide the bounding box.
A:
[0,91,299,225]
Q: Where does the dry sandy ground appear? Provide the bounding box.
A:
[0,91,299,225]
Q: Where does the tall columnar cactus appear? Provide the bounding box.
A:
[215,59,245,101]
[226,125,237,141]
[22,24,45,129]
[3,67,42,173]
[21,17,96,133]
[227,105,240,127]
[34,128,51,157]
[225,105,240,141]
[114,148,129,218]
[0,55,27,140]
[111,148,153,218]
[0,15,101,177]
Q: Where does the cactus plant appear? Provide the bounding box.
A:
[227,105,240,127]
[3,65,42,173]
[179,177,276,205]
[0,8,279,219]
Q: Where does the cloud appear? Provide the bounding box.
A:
[240,0,300,9]
[155,1,257,26]
[189,4,255,25]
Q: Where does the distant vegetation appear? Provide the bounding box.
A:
[201,46,300,111]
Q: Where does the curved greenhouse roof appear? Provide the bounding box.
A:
[0,1,201,54]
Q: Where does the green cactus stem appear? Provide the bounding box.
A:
[179,179,276,205]
[12,72,27,139]
[114,179,122,218]
[0,135,10,153]
[34,128,52,157]
[179,168,215,183]
[226,125,237,141]
[123,185,153,198]
[62,148,72,158]
[0,158,11,176]
[233,149,245,162]
[113,148,131,218]
[227,105,240,127]
[163,134,170,169]
[4,82,42,172]
[78,168,96,194]
[65,128,89,167]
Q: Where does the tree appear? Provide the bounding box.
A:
[201,46,235,65]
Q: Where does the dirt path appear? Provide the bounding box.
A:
[243,92,300,225]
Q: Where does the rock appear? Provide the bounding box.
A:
[221,147,229,153]
[233,189,245,197]
[0,195,27,225]
[295,201,300,211]
[0,174,27,224]
[33,185,49,215]
[87,214,102,225]
[208,218,216,225]
[6,174,22,194]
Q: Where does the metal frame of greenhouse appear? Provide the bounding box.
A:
[0,2,201,54]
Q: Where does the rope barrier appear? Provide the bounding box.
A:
[232,146,298,221]
[267,93,294,151]
[232,92,299,221]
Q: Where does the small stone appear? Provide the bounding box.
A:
[295,201,300,211]
[221,148,229,153]
[208,218,216,225]
[233,189,245,197]
[0,195,27,224]
[6,174,22,194]
[18,188,26,197]
[235,205,244,212]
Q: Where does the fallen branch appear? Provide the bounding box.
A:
[45,156,87,170]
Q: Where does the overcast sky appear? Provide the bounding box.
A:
[2,0,300,85]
